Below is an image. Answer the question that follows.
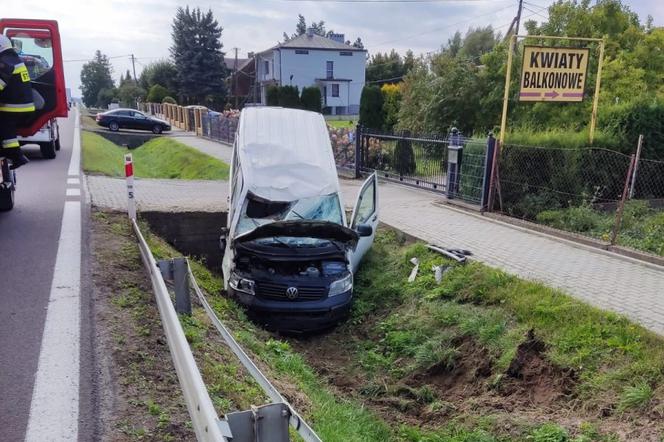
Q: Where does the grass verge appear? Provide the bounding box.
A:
[108,211,664,441]
[537,200,664,256]
[82,131,230,180]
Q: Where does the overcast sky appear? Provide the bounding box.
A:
[4,0,663,96]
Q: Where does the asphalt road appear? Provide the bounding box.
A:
[0,111,93,441]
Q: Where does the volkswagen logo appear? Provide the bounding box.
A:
[285,286,299,300]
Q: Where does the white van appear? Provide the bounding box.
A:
[221,107,378,331]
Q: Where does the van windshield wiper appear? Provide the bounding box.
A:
[248,218,292,248]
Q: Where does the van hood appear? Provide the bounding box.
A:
[233,220,358,247]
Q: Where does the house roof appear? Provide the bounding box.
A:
[278,33,365,52]
[225,57,250,71]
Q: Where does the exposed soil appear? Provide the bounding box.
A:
[290,322,663,440]
[91,210,194,441]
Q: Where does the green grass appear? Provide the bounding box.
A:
[327,119,357,129]
[82,131,229,180]
[505,128,622,151]
[537,201,664,256]
[138,220,664,440]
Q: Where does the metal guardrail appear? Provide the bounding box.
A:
[188,263,323,442]
[132,219,322,441]
[132,220,230,441]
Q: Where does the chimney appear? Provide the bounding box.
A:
[329,33,345,43]
[306,27,314,38]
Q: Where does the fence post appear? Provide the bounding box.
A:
[481,133,496,211]
[124,154,136,220]
[487,139,501,212]
[354,124,362,179]
[610,154,636,245]
[629,134,644,199]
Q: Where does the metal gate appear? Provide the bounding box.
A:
[353,126,495,207]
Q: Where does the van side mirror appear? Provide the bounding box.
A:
[219,227,229,250]
[356,224,373,237]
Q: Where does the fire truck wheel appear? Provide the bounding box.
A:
[0,187,14,211]
[40,140,57,159]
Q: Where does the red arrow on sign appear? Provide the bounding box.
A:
[544,90,559,99]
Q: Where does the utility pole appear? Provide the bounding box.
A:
[130,54,137,82]
[233,47,239,108]
[514,0,524,37]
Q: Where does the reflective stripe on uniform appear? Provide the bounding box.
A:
[12,63,27,74]
[0,102,36,112]
[0,78,5,91]
[2,138,20,148]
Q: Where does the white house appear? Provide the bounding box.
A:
[254,29,367,115]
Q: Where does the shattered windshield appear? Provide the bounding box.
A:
[236,193,343,247]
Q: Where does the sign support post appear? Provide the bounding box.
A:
[589,38,605,145]
[499,34,516,146]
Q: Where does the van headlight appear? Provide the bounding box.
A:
[328,273,352,297]
[229,272,255,295]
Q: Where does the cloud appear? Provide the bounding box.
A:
[3,0,661,96]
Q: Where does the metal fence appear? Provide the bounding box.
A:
[346,127,494,206]
[201,112,238,144]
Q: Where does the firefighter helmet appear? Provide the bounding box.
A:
[0,34,12,53]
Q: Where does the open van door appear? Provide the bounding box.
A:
[348,172,378,273]
[0,19,68,137]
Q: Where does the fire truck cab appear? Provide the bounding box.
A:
[0,18,68,210]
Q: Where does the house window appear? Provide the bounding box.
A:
[339,51,353,56]
[264,60,269,75]
[332,84,339,97]
[326,61,333,79]
[295,49,309,55]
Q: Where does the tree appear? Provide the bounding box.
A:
[117,82,145,108]
[80,50,115,107]
[359,85,384,129]
[366,49,414,85]
[278,85,300,108]
[301,87,322,112]
[266,85,280,106]
[394,130,416,175]
[171,6,228,108]
[381,83,401,131]
[146,84,171,103]
[96,87,116,108]
[352,38,364,49]
[139,60,178,93]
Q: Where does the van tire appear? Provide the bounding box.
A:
[0,186,14,211]
[55,137,61,151]
[40,140,57,159]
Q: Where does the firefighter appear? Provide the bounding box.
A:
[0,34,32,169]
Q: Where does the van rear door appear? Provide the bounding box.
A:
[0,19,68,137]
[348,172,378,273]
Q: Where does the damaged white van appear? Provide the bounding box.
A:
[221,107,378,331]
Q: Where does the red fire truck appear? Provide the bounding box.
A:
[0,19,68,211]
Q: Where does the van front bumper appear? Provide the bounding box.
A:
[229,287,353,331]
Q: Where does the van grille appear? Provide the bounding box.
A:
[257,281,327,301]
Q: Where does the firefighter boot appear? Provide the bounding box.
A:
[0,147,29,169]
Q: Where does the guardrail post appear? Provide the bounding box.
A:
[157,258,192,315]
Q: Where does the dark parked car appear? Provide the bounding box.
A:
[96,108,171,134]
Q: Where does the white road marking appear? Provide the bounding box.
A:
[66,188,81,197]
[24,109,82,442]
[67,177,80,185]
[24,201,81,442]
[67,108,81,177]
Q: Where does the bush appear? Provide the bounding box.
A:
[266,85,279,106]
[146,84,171,103]
[600,98,664,159]
[96,87,117,108]
[359,85,384,130]
[393,130,416,175]
[381,83,401,131]
[162,96,177,104]
[300,86,322,112]
[277,85,300,108]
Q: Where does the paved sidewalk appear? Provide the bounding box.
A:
[86,134,664,335]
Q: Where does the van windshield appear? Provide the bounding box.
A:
[236,193,343,246]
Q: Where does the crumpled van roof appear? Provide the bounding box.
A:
[236,106,339,202]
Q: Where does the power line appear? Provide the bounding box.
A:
[279,0,493,2]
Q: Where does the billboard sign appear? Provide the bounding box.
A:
[519,45,590,102]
